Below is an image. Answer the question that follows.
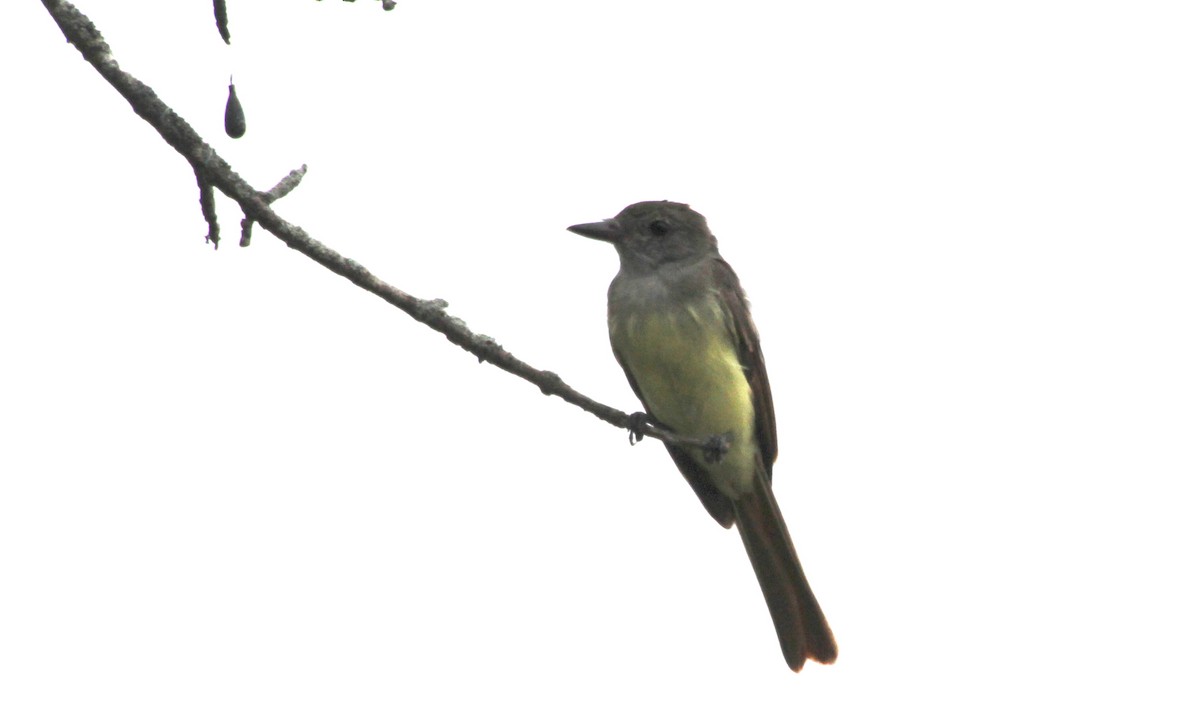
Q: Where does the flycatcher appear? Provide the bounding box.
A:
[568,201,837,671]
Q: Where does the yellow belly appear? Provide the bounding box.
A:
[610,299,758,495]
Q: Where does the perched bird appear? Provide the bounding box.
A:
[569,201,837,671]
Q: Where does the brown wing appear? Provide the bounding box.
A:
[711,257,779,477]
[612,348,737,528]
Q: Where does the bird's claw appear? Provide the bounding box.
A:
[628,412,650,445]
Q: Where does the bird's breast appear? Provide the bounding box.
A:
[608,294,757,494]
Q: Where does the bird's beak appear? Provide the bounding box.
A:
[567,219,620,242]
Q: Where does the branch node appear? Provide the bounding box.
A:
[242,165,308,246]
[536,372,563,396]
[472,335,501,363]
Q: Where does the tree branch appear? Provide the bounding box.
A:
[40,0,723,458]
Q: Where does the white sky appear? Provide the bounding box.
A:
[4,1,1199,700]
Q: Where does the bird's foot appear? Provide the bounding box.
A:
[702,432,733,464]
[627,412,651,445]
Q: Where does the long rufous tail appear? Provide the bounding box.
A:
[732,466,837,670]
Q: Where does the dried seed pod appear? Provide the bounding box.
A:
[224,80,246,139]
[214,0,231,44]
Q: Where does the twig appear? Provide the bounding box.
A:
[40,0,727,460]
[196,169,219,248]
[242,165,307,247]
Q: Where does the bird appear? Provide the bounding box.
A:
[568,200,837,671]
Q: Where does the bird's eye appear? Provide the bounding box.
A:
[648,220,670,236]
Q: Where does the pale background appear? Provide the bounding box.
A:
[3,1,1198,701]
